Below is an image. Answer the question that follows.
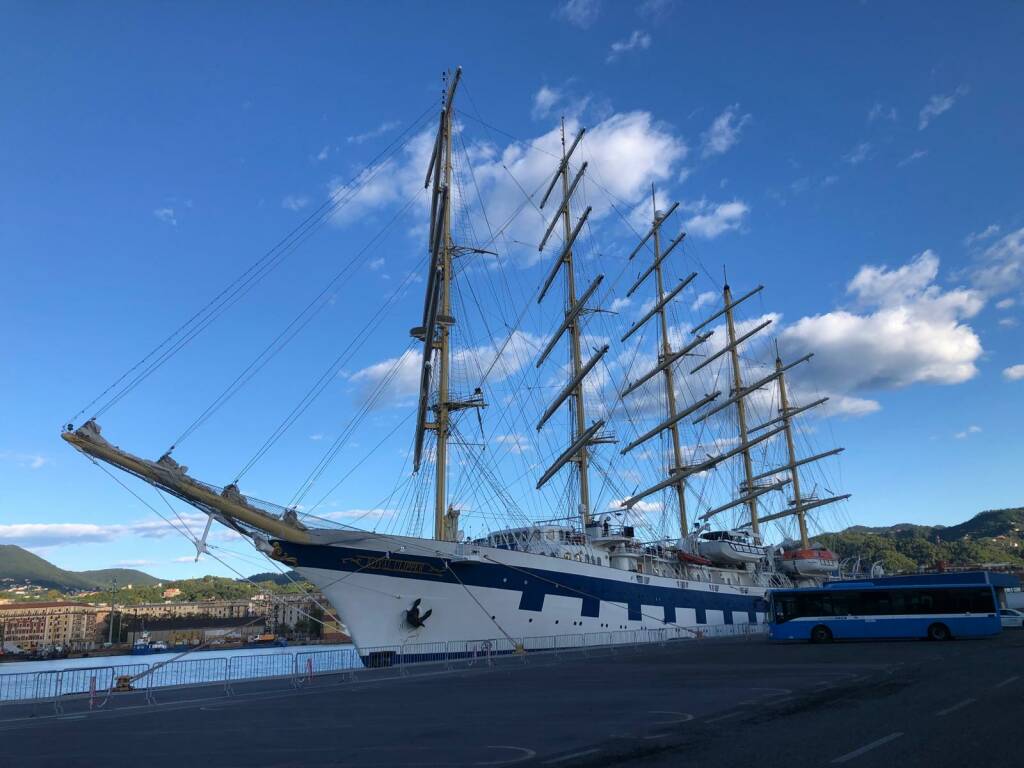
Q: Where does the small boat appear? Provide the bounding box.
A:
[131,634,152,655]
[780,545,839,576]
[676,549,713,566]
[696,530,769,565]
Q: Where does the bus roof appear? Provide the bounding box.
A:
[770,570,1019,593]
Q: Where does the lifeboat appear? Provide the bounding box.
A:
[676,550,714,566]
[696,530,769,565]
[780,546,838,576]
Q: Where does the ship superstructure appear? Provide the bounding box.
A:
[63,68,851,654]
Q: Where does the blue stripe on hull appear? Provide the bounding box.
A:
[274,540,766,623]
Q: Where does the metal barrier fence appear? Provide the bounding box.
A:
[0,622,766,708]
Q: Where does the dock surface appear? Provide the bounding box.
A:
[2,632,1021,767]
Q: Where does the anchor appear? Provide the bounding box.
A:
[405,598,432,628]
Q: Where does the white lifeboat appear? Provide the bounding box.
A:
[695,530,768,565]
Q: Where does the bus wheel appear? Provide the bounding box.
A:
[927,623,951,641]
[810,625,833,643]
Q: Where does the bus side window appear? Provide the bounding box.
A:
[971,589,995,614]
[890,591,906,615]
[907,591,921,614]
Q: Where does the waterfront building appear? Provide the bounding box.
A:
[0,601,99,651]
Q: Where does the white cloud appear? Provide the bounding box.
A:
[607,30,652,62]
[316,145,330,162]
[691,291,717,311]
[1004,364,1024,381]
[701,105,751,157]
[348,348,422,406]
[995,298,1015,310]
[821,175,839,187]
[843,142,871,165]
[683,199,749,239]
[0,451,48,470]
[326,110,686,260]
[609,297,631,313]
[282,195,309,211]
[868,103,897,122]
[368,257,385,271]
[637,0,672,18]
[0,513,210,547]
[954,425,982,439]
[309,433,324,441]
[610,499,662,514]
[532,85,562,120]
[919,85,969,130]
[347,120,401,145]
[965,224,1000,246]
[153,207,177,226]
[897,149,928,168]
[348,331,542,407]
[495,433,532,454]
[971,227,1024,295]
[556,0,600,28]
[999,317,1018,328]
[780,251,985,397]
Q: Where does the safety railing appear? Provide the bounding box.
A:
[0,621,766,708]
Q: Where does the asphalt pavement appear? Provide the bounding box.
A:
[1,631,1021,768]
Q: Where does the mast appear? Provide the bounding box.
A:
[535,122,610,528]
[723,283,759,538]
[411,67,468,541]
[433,72,455,542]
[649,191,688,536]
[561,122,593,524]
[617,188,692,534]
[776,356,809,548]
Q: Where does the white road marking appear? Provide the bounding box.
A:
[648,710,694,725]
[540,748,601,764]
[936,698,976,716]
[704,711,742,723]
[830,732,904,764]
[994,675,1020,689]
[476,746,537,766]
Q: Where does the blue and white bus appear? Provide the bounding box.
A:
[769,572,1008,642]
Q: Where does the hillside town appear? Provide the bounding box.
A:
[0,585,347,658]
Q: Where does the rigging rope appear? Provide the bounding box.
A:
[67,102,437,428]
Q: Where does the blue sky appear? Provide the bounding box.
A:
[2,1,1022,579]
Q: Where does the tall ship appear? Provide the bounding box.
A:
[63,69,850,655]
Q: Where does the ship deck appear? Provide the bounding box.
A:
[2,631,1021,767]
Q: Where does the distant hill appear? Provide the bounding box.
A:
[246,570,305,586]
[820,507,1024,573]
[0,545,162,591]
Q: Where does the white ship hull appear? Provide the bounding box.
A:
[272,530,768,654]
